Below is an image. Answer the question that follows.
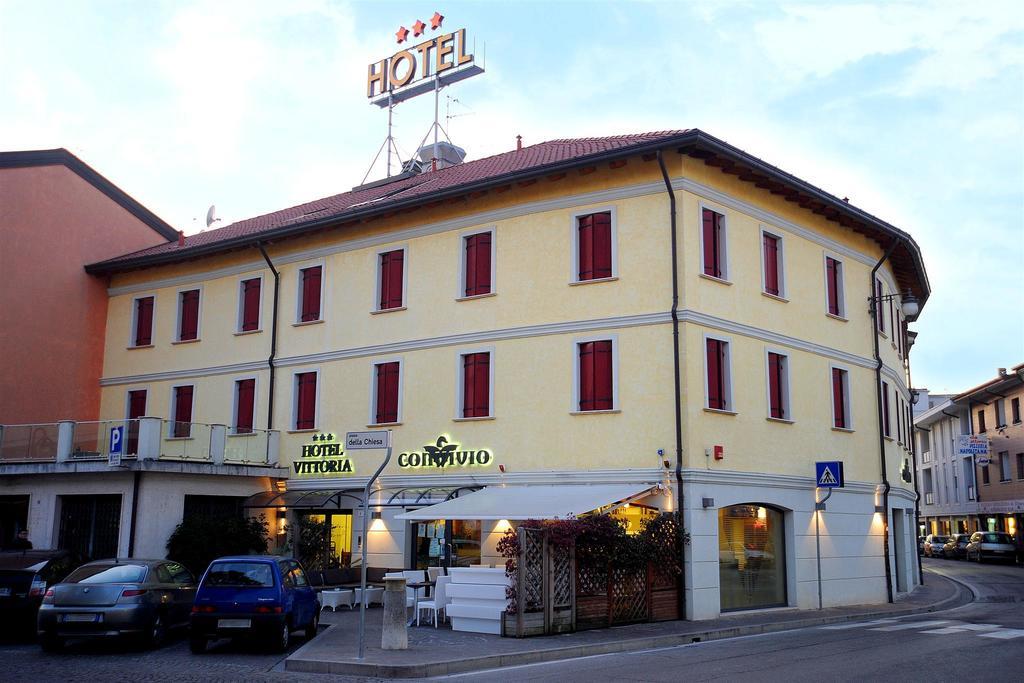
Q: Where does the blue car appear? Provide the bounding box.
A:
[189,556,319,653]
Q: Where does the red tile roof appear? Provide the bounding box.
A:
[86,130,691,271]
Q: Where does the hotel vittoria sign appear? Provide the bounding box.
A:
[294,433,354,476]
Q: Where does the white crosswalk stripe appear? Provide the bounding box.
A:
[819,619,899,630]
[870,620,951,631]
[921,624,1001,634]
[819,618,1024,640]
[979,629,1024,640]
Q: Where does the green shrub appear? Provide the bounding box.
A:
[166,514,269,577]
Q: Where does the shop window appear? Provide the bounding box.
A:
[294,371,317,430]
[177,289,200,341]
[132,295,154,347]
[234,378,256,434]
[831,367,851,429]
[767,351,789,420]
[238,277,262,332]
[378,249,405,310]
[463,231,493,297]
[706,337,732,411]
[170,385,194,438]
[58,494,121,563]
[701,207,727,279]
[576,211,613,281]
[577,339,614,411]
[762,231,783,297]
[298,265,322,322]
[373,361,401,424]
[719,505,786,611]
[824,256,845,317]
[298,512,353,569]
[460,352,491,418]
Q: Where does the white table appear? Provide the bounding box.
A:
[352,586,385,607]
[320,589,354,611]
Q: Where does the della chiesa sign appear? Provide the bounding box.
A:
[294,433,491,476]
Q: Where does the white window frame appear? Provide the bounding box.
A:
[698,202,730,282]
[569,206,619,284]
[231,375,260,435]
[702,332,734,412]
[173,285,204,343]
[123,387,148,419]
[457,227,497,299]
[236,273,265,333]
[454,346,495,419]
[128,294,157,348]
[881,380,892,438]
[822,253,846,319]
[763,347,792,421]
[759,227,786,299]
[168,383,196,438]
[571,333,619,413]
[291,368,321,432]
[829,363,853,430]
[295,259,326,324]
[373,246,408,313]
[368,357,404,426]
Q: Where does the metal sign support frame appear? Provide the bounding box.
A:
[814,487,833,610]
[357,431,392,660]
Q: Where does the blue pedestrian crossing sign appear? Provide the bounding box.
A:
[815,461,844,488]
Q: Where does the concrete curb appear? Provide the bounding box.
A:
[285,575,971,678]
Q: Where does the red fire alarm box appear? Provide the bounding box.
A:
[713,445,724,460]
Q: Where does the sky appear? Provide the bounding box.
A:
[1,0,1021,393]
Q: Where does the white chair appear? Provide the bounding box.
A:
[416,575,451,627]
[426,566,443,583]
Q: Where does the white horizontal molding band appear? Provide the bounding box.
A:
[100,309,909,391]
[681,467,879,495]
[109,174,887,297]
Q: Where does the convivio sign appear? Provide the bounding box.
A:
[294,433,354,476]
[398,435,492,469]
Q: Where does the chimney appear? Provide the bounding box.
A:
[516,135,522,151]
[998,367,1008,377]
[177,230,185,247]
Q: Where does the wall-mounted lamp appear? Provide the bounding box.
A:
[702,497,715,508]
[874,504,886,514]
[371,511,382,520]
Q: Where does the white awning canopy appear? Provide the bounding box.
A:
[394,483,657,521]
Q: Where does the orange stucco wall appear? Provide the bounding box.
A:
[0,164,170,423]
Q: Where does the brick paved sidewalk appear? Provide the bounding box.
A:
[288,571,968,678]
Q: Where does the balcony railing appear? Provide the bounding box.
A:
[0,418,279,467]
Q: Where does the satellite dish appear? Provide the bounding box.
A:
[205,205,221,228]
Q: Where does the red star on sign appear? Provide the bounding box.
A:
[412,19,426,37]
[396,25,409,43]
[430,11,444,30]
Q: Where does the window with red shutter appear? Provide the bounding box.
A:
[577,212,612,281]
[240,278,261,331]
[126,390,147,455]
[378,250,405,310]
[172,385,193,437]
[706,338,729,410]
[462,353,491,417]
[768,352,786,419]
[763,233,780,296]
[300,266,322,322]
[134,296,154,346]
[464,233,492,297]
[825,257,842,316]
[235,379,256,434]
[178,290,200,341]
[832,368,847,428]
[374,362,400,423]
[702,208,725,279]
[578,340,613,411]
[882,382,891,437]
[295,372,317,430]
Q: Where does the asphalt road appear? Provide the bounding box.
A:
[440,558,1024,683]
[2,559,1019,682]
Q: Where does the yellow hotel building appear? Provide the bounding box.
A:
[76,129,927,619]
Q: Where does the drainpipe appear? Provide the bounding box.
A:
[906,354,924,586]
[870,241,898,604]
[257,244,280,431]
[657,150,686,618]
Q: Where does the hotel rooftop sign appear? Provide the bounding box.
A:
[366,11,484,107]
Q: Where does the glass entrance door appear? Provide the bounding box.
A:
[718,505,786,611]
[297,511,353,569]
[412,519,482,569]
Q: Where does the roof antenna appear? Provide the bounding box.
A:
[206,205,221,228]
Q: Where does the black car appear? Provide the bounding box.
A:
[942,533,972,560]
[0,550,73,636]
